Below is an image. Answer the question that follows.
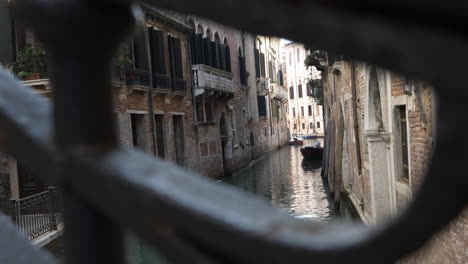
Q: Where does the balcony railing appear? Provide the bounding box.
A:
[173,77,186,92]
[125,68,150,87]
[192,64,233,94]
[153,73,171,90]
[1,187,63,241]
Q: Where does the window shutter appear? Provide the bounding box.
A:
[279,70,284,86]
[189,32,196,63]
[239,56,247,85]
[254,48,260,78]
[211,41,219,69]
[203,38,212,67]
[173,38,183,78]
[155,30,166,75]
[225,45,231,72]
[148,28,156,78]
[257,96,267,117]
[260,52,266,78]
[168,35,175,89]
[268,61,273,81]
[219,44,226,71]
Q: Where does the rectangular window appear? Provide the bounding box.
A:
[289,86,294,99]
[396,105,409,181]
[302,123,305,129]
[301,106,304,117]
[149,29,166,75]
[317,122,321,128]
[168,36,184,91]
[298,84,303,98]
[292,107,296,117]
[260,52,266,78]
[239,56,247,85]
[130,114,146,149]
[155,115,165,158]
[308,105,312,116]
[254,48,260,78]
[293,124,297,130]
[310,122,313,129]
[196,100,214,123]
[173,115,185,165]
[257,96,267,117]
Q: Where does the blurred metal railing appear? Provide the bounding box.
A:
[0,0,467,264]
[10,187,62,240]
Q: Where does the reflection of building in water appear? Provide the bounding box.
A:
[225,142,330,221]
[319,56,467,263]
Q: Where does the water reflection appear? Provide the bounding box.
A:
[224,139,332,222]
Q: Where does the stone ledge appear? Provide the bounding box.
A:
[32,224,64,248]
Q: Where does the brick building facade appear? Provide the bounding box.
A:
[320,57,467,263]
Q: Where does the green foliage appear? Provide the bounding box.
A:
[12,45,47,78]
[309,79,324,105]
[114,44,132,69]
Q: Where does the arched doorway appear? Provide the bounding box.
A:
[220,112,233,176]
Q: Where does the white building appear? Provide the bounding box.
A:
[282,42,324,137]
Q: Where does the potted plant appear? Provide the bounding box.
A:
[113,44,132,82]
[12,45,47,81]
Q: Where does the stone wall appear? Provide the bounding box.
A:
[322,58,467,262]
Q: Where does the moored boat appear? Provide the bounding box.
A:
[300,141,323,159]
[289,137,304,145]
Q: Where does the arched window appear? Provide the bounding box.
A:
[197,24,203,34]
[238,47,243,57]
[188,18,196,30]
[223,37,228,46]
[214,32,221,44]
[206,28,212,40]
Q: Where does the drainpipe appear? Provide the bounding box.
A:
[143,18,157,156]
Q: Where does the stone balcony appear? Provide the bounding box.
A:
[271,83,288,101]
[192,64,234,97]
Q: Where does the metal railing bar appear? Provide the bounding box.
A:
[0,213,55,264]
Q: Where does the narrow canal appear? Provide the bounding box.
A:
[223,139,333,222]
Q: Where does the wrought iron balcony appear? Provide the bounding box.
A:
[124,67,150,87]
[152,73,171,91]
[172,77,186,93]
[192,64,233,96]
